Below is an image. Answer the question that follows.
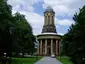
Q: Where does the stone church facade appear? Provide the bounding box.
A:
[37,6,61,56]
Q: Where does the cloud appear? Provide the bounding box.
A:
[7,0,85,35]
[7,0,35,12]
[43,0,85,16]
[25,12,44,35]
[7,0,43,13]
[7,0,42,6]
[7,0,44,35]
[55,18,74,26]
[58,33,64,35]
[14,11,44,35]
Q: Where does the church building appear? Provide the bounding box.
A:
[37,6,61,56]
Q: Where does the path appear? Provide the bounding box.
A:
[35,57,63,64]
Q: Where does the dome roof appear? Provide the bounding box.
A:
[45,6,54,12]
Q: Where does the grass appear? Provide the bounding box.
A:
[56,56,73,64]
[12,56,42,64]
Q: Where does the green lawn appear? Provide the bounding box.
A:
[12,56,42,64]
[56,56,73,64]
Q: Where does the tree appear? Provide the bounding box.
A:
[0,0,13,57]
[12,12,36,56]
[0,0,36,57]
[62,5,85,64]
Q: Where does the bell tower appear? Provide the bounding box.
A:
[42,6,57,33]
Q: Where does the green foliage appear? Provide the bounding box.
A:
[0,0,36,57]
[62,5,85,64]
[56,56,73,64]
[12,12,36,54]
[0,0,12,56]
[12,57,42,64]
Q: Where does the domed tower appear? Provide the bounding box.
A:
[42,6,56,33]
[37,6,61,56]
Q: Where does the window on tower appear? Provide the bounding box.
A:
[48,16,50,25]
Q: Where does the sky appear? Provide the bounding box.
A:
[7,0,85,35]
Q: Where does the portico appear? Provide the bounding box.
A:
[37,33,61,56]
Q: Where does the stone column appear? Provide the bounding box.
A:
[59,40,61,55]
[45,39,47,55]
[51,39,53,55]
[56,40,58,55]
[37,40,39,55]
[40,39,42,55]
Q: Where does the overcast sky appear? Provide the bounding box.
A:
[7,0,85,35]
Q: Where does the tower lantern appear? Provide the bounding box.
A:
[42,6,56,33]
